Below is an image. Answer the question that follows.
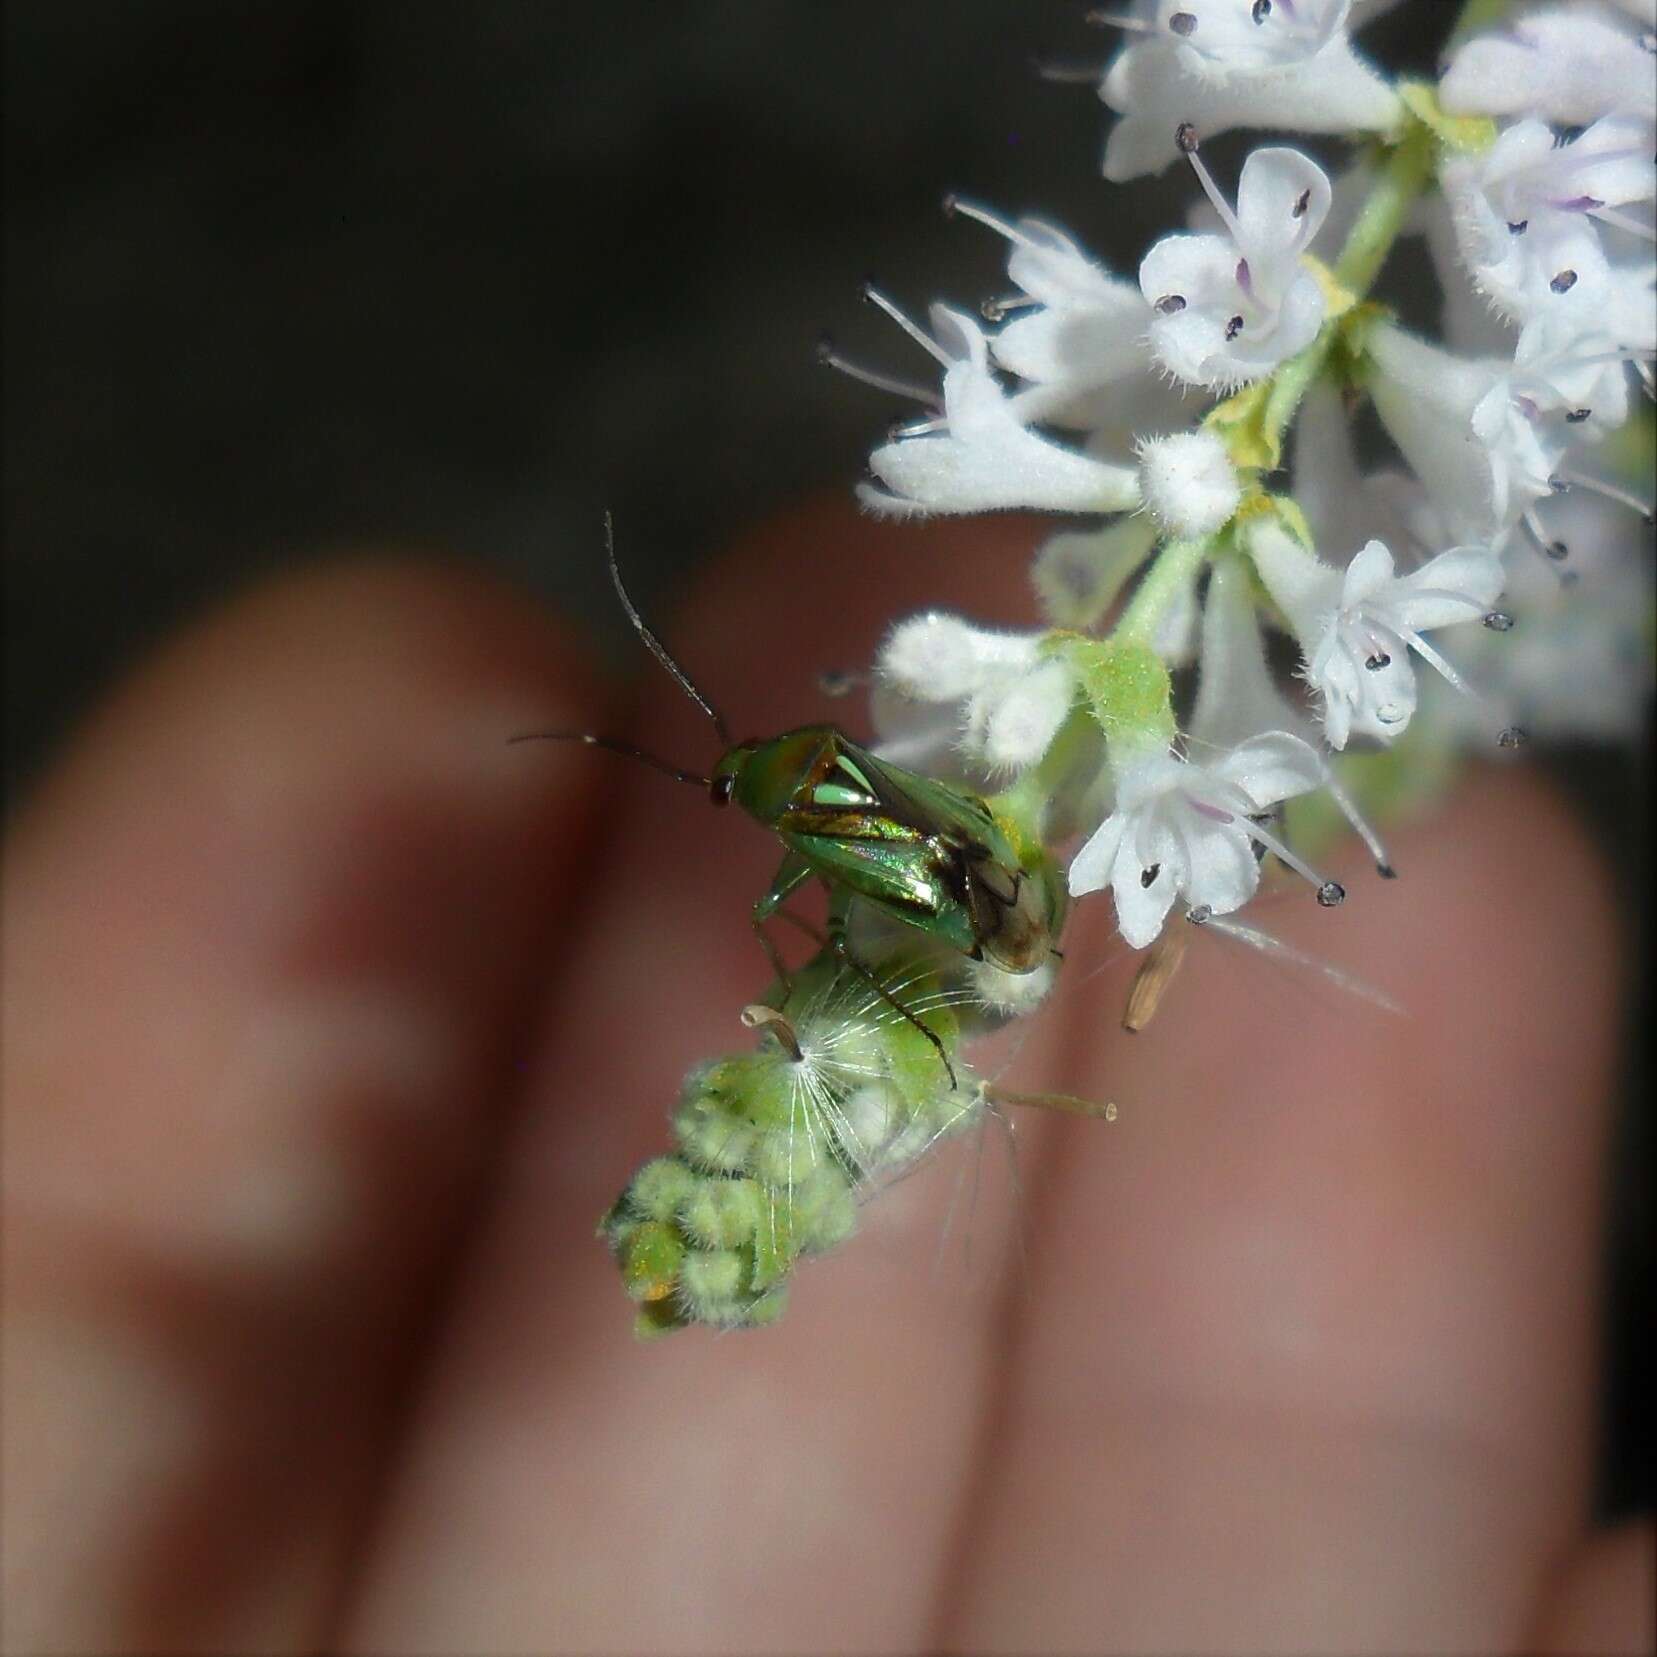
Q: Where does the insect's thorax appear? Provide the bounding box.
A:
[722,725,847,824]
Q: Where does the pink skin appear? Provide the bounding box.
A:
[3,499,1650,1654]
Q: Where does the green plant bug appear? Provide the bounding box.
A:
[514,517,1066,1086]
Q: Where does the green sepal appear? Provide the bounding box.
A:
[620,1220,686,1304]
[1206,377,1279,472]
[1398,80,1495,156]
[1255,492,1316,554]
[1048,635,1175,747]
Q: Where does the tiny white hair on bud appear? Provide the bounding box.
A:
[879,612,1035,701]
[965,956,1058,1017]
[1136,429,1242,538]
[967,658,1074,774]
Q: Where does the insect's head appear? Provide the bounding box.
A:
[709,745,754,808]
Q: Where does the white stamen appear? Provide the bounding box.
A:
[1586,204,1657,241]
[1319,768,1395,877]
[862,286,954,368]
[818,340,939,405]
[1184,146,1245,244]
[1242,815,1339,897]
[1087,9,1153,30]
[1520,508,1571,573]
[945,196,1037,247]
[1401,627,1474,695]
[1032,58,1109,83]
[980,293,1040,322]
[1554,468,1655,521]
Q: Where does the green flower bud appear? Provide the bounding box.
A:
[626,1157,700,1222]
[679,1175,766,1248]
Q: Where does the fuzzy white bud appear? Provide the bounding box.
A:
[1137,430,1242,539]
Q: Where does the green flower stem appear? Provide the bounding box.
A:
[1112,535,1210,648]
[1331,121,1437,296]
[1252,118,1439,466]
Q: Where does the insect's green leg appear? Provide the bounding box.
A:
[823,893,959,1093]
[751,851,818,999]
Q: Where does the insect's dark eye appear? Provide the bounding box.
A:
[710,775,735,807]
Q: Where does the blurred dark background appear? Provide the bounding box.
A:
[2,0,1646,1516]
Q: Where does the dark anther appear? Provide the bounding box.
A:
[1377,863,1398,880]
[1507,219,1529,235]
[858,278,881,302]
[1365,650,1391,671]
[1550,269,1579,294]
[940,192,960,217]
[1169,11,1198,36]
[1546,538,1570,560]
[1640,29,1656,51]
[1155,293,1188,315]
[1316,881,1346,908]
[1496,726,1529,749]
[1482,611,1516,632]
[1252,0,1272,20]
[814,333,836,364]
[1225,314,1244,340]
[1566,408,1592,423]
[1187,904,1213,924]
[1175,121,1200,154]
[1293,187,1311,217]
[1549,476,1571,493]
[1140,863,1162,888]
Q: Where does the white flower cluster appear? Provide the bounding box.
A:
[837,0,1653,953]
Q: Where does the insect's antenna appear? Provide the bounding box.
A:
[507,731,712,789]
[603,512,731,745]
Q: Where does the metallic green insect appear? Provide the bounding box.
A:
[515,519,1066,1084]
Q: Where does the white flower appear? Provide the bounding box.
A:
[946,203,1153,418]
[1068,734,1339,947]
[1137,429,1242,538]
[1367,322,1563,540]
[1442,115,1657,326]
[858,300,1142,517]
[1099,0,1401,181]
[1193,556,1398,873]
[1478,311,1638,476]
[876,613,1076,776]
[1140,146,1331,389]
[1249,523,1506,748]
[1440,3,1657,131]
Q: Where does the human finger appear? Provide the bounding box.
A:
[2,557,613,1653]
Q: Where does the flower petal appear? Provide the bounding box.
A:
[1391,545,1506,631]
[1067,811,1127,897]
[1235,147,1333,271]
[1111,819,1183,948]
[1212,730,1327,808]
[1180,817,1260,919]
